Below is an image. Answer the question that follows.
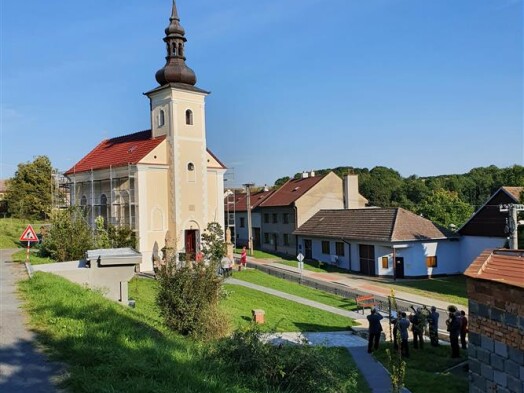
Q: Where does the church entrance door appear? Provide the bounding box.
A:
[185,230,197,260]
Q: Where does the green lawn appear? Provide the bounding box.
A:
[275,259,349,273]
[222,284,356,332]
[382,276,468,307]
[19,273,367,393]
[233,269,357,311]
[235,247,295,261]
[11,249,55,265]
[373,343,468,393]
[0,218,46,249]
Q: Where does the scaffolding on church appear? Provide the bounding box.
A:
[68,164,138,231]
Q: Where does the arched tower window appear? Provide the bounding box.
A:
[187,162,196,182]
[172,43,177,56]
[100,194,108,226]
[187,162,195,171]
[185,109,193,125]
[158,110,165,127]
[178,43,184,57]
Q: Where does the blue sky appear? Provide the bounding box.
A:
[1,0,522,188]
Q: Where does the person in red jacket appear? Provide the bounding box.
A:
[460,310,468,350]
[239,246,247,271]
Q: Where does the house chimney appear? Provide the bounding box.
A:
[302,172,309,179]
[344,174,365,209]
[263,184,269,192]
[310,171,315,177]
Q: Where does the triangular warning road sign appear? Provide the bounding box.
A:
[20,225,39,242]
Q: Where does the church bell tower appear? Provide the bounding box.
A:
[145,0,210,259]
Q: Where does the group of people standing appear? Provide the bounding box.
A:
[367,304,468,359]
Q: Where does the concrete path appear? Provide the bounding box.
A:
[0,249,63,393]
[226,277,410,393]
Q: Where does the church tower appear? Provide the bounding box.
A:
[145,0,210,259]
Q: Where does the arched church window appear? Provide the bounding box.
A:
[100,194,108,226]
[80,195,87,206]
[158,110,165,127]
[187,162,195,171]
[185,109,193,125]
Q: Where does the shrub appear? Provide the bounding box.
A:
[156,259,229,340]
[40,207,93,261]
[107,224,136,248]
[212,324,358,393]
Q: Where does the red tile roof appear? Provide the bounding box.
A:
[65,130,165,175]
[227,190,275,212]
[464,249,524,289]
[258,175,325,207]
[65,129,225,175]
[293,208,455,242]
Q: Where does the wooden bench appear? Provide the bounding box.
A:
[355,294,376,314]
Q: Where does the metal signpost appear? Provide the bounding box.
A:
[19,225,39,264]
[297,252,304,283]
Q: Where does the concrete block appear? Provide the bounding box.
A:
[477,348,491,364]
[507,375,522,393]
[509,347,524,364]
[505,360,519,378]
[469,300,479,315]
[468,344,477,358]
[481,363,494,380]
[495,341,509,358]
[469,358,481,375]
[491,353,505,371]
[478,303,490,318]
[505,312,518,328]
[491,307,503,322]
[469,332,481,346]
[521,365,524,382]
[494,370,507,387]
[471,373,486,392]
[481,336,494,352]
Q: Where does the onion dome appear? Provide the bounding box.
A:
[155,0,197,86]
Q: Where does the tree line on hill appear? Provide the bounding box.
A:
[3,155,523,230]
[274,165,524,228]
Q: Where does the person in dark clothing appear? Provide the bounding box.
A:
[390,311,399,350]
[447,310,461,358]
[460,310,468,350]
[429,306,440,347]
[398,312,410,358]
[367,308,384,353]
[410,307,424,349]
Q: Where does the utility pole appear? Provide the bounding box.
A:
[500,204,524,249]
[243,183,255,255]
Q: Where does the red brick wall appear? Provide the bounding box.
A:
[467,279,524,351]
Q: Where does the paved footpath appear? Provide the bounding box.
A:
[226,277,410,393]
[0,249,63,393]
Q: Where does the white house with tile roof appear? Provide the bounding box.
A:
[294,207,460,278]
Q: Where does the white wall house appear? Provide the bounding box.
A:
[294,208,460,278]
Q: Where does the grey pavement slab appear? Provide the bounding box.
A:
[0,249,63,393]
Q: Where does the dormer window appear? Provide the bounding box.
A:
[158,110,165,127]
[185,109,193,125]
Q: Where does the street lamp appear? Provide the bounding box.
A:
[243,183,255,255]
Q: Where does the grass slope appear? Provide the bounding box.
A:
[11,249,55,265]
[373,343,468,393]
[0,218,45,249]
[19,274,367,393]
[383,276,468,307]
[233,269,357,311]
